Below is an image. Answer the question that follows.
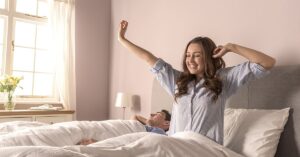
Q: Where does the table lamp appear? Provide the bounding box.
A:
[115,92,132,119]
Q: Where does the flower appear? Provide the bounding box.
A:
[0,75,23,93]
[0,75,22,110]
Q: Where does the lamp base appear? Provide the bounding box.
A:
[122,107,126,120]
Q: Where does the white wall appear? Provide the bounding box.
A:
[109,0,300,119]
[75,0,111,120]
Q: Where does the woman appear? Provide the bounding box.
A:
[118,20,275,145]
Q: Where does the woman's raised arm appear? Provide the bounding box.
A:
[213,43,276,70]
[118,20,158,67]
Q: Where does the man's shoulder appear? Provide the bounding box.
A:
[145,125,166,135]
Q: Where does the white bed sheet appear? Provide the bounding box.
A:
[0,121,244,157]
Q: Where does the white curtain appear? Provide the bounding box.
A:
[49,0,76,110]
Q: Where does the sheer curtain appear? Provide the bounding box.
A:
[49,0,76,110]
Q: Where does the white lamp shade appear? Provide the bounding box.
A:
[115,92,132,108]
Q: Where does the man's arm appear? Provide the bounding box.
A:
[131,115,147,125]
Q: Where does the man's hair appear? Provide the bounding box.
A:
[161,109,171,121]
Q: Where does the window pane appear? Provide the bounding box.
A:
[14,21,36,47]
[13,47,34,71]
[16,0,37,16]
[0,0,5,9]
[0,17,5,74]
[38,0,48,17]
[0,17,4,44]
[36,25,49,49]
[35,50,55,73]
[0,45,2,73]
[0,45,2,59]
[13,71,33,96]
[33,73,54,96]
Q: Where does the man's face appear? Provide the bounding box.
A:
[150,112,166,122]
[149,112,170,130]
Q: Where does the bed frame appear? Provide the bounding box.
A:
[151,65,300,157]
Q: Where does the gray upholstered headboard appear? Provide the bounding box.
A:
[151,65,300,157]
[227,65,300,157]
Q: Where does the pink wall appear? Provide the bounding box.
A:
[109,0,300,119]
[75,0,111,120]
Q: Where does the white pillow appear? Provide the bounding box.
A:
[224,108,290,157]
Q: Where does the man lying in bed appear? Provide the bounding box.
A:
[78,110,171,145]
[132,109,171,135]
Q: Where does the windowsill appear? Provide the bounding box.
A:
[0,103,64,110]
[0,110,75,116]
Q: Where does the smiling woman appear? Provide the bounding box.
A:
[177,37,225,101]
[118,20,275,144]
[185,44,205,76]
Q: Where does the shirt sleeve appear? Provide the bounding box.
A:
[150,58,181,96]
[145,125,167,135]
[219,61,270,97]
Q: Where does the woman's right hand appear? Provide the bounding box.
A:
[118,20,128,42]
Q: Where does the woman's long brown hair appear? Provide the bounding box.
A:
[175,37,225,101]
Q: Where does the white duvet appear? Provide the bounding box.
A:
[0,121,244,157]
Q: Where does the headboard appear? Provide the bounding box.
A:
[150,65,300,157]
[227,65,300,157]
[151,79,173,113]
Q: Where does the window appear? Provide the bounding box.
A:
[0,0,58,102]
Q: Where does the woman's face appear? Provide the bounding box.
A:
[185,43,205,77]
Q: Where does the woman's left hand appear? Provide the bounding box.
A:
[212,43,234,58]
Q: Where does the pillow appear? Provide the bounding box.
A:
[224,108,290,157]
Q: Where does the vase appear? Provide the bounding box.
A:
[3,91,16,111]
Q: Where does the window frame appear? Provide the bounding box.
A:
[0,0,60,104]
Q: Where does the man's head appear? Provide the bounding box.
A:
[148,109,171,131]
[161,109,171,121]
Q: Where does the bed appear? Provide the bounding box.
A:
[0,120,244,157]
[0,65,299,157]
[151,65,300,157]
